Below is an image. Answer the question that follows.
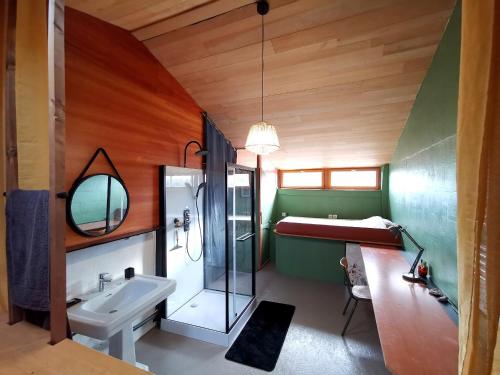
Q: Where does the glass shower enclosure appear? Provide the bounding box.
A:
[161,164,256,345]
[225,164,255,331]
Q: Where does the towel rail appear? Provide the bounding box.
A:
[236,232,254,242]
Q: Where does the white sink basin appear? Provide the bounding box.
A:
[68,274,176,365]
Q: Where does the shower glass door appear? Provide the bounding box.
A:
[226,164,255,332]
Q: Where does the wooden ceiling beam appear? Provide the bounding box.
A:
[66,0,215,30]
[133,0,257,41]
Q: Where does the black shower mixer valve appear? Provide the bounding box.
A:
[183,208,191,232]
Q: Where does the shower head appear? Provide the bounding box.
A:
[195,149,209,156]
[183,140,208,168]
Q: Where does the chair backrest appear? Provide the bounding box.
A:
[340,257,354,297]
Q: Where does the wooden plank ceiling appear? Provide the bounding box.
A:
[67,0,456,169]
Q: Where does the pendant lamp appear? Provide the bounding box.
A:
[245,0,280,155]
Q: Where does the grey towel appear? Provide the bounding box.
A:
[6,190,50,311]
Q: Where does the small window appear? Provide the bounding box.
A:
[329,169,380,190]
[280,170,323,189]
[278,167,381,190]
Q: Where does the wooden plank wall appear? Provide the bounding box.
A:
[48,0,67,344]
[0,0,9,314]
[16,0,50,190]
[66,0,214,31]
[4,0,22,325]
[65,8,203,250]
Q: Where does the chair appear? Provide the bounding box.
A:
[340,257,372,336]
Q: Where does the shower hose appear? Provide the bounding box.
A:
[185,184,204,262]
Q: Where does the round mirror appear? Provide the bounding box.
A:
[68,174,129,237]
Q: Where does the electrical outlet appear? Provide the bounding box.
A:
[328,214,333,219]
[281,212,287,217]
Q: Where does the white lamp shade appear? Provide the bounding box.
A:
[244,121,280,155]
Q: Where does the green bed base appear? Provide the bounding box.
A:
[275,233,346,283]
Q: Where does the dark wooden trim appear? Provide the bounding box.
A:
[273,229,401,248]
[4,0,23,326]
[4,0,17,192]
[48,0,67,345]
[66,227,161,253]
[277,167,282,189]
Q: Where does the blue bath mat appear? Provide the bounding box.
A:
[225,300,295,371]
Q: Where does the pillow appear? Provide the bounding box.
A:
[381,217,396,228]
[369,215,396,228]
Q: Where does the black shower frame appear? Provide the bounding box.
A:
[156,164,256,333]
[225,163,257,333]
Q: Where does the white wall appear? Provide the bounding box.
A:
[66,232,156,300]
[164,166,204,316]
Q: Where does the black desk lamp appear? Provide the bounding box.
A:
[389,224,426,283]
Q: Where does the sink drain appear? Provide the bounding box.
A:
[109,309,118,314]
[190,303,198,308]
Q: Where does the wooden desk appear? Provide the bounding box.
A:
[0,313,150,375]
[360,244,458,375]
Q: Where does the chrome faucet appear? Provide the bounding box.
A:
[98,272,113,292]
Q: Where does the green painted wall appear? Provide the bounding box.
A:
[276,189,382,219]
[269,164,390,273]
[275,235,345,283]
[259,168,277,266]
[389,4,460,305]
[273,164,389,221]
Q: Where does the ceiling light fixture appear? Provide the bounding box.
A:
[244,0,280,156]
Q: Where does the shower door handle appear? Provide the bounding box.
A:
[236,232,254,241]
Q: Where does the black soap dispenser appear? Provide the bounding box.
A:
[125,267,135,279]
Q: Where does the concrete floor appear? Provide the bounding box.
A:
[136,264,389,375]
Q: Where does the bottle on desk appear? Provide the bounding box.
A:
[418,260,428,278]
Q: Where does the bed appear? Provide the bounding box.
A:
[273,216,401,283]
[275,216,402,246]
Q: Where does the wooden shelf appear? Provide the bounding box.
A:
[66,227,161,252]
[360,244,458,375]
